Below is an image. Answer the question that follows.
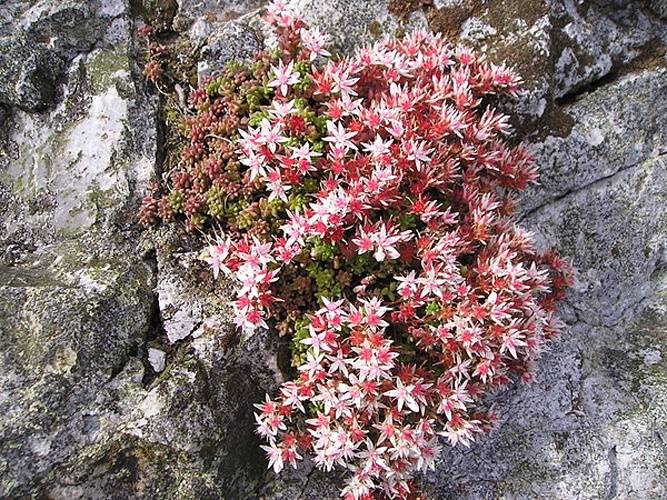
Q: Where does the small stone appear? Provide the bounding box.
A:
[460,18,497,41]
[199,21,261,80]
[433,0,466,8]
[148,348,167,372]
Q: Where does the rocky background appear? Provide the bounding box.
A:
[0,0,666,498]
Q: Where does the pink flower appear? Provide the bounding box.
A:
[417,268,448,299]
[260,442,285,473]
[323,120,358,153]
[360,297,390,330]
[372,222,410,262]
[268,59,301,96]
[353,222,411,262]
[301,325,335,355]
[302,26,331,60]
[395,271,418,298]
[240,150,269,181]
[351,227,374,255]
[203,237,232,279]
[361,135,394,159]
[329,67,359,100]
[281,381,307,413]
[289,143,321,174]
[403,139,433,171]
[384,378,420,413]
[268,98,296,119]
[299,350,326,380]
[265,168,292,202]
[501,327,528,358]
[356,440,390,475]
[257,118,288,153]
[235,306,268,330]
[281,210,309,247]
[327,349,351,378]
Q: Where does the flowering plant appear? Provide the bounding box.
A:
[140,1,573,498]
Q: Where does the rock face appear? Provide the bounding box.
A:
[0,0,666,499]
[0,1,105,112]
[422,68,667,500]
[0,0,162,497]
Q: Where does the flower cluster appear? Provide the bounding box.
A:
[138,24,170,83]
[140,1,573,498]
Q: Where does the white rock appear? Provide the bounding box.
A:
[148,348,167,372]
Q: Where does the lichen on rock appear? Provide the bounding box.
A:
[0,0,106,112]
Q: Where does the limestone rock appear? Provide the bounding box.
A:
[0,241,155,497]
[174,0,265,30]
[0,1,116,111]
[520,69,667,215]
[0,30,158,253]
[152,228,233,343]
[0,0,162,497]
[297,0,428,54]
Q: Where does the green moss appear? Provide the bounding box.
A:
[86,44,132,96]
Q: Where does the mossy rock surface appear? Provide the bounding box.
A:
[0,241,155,497]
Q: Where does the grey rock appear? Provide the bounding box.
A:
[155,242,228,343]
[151,228,234,343]
[198,20,261,83]
[0,242,155,497]
[520,69,667,213]
[548,1,663,98]
[460,17,498,42]
[427,0,667,126]
[0,0,134,112]
[297,0,428,55]
[19,0,97,57]
[42,322,285,499]
[0,0,102,111]
[189,15,217,44]
[0,40,158,253]
[0,1,164,497]
[155,250,211,343]
[174,0,266,30]
[11,47,66,112]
